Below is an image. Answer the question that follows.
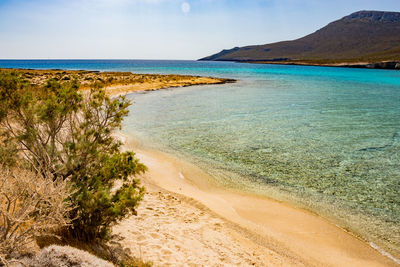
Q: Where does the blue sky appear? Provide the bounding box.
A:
[0,0,399,59]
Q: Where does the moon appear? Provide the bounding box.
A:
[181,2,190,14]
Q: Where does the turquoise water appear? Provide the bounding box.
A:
[1,60,400,255]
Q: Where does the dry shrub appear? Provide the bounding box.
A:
[0,167,72,265]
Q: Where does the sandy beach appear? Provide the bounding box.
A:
[113,183,289,266]
[115,133,398,267]
[3,67,397,266]
[2,3,400,266]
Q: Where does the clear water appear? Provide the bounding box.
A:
[1,60,400,255]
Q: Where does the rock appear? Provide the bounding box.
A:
[31,245,114,267]
[344,11,400,22]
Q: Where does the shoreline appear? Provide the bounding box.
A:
[0,68,236,97]
[118,132,398,266]
[199,60,400,70]
[5,66,398,265]
[247,60,400,70]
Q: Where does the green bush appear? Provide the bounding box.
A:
[0,70,146,241]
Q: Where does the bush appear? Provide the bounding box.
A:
[0,167,72,265]
[0,70,146,242]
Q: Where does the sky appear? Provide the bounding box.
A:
[0,0,399,60]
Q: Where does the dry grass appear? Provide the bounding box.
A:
[0,167,150,266]
[0,167,72,265]
[0,68,235,97]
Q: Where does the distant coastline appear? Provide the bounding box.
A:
[237,60,400,70]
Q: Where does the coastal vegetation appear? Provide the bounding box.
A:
[0,70,149,265]
[0,68,234,95]
[0,68,232,265]
[0,167,72,265]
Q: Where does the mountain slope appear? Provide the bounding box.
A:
[200,11,400,64]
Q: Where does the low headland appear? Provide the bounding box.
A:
[239,60,400,70]
[1,68,398,266]
[0,68,235,96]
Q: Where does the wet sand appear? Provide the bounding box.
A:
[116,133,398,266]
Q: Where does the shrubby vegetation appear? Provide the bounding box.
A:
[0,70,146,264]
[0,167,72,265]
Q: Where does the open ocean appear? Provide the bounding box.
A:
[1,59,400,256]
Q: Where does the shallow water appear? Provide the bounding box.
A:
[1,59,400,255]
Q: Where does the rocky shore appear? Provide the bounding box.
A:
[241,60,400,70]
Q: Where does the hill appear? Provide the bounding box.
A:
[200,11,400,68]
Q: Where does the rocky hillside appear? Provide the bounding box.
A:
[200,11,400,66]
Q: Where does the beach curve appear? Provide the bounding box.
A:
[117,133,398,267]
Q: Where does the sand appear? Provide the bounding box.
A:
[114,134,398,267]
[102,76,233,97]
[113,185,289,266]
[0,68,234,97]
[9,67,397,265]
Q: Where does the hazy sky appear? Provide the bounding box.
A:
[1,0,399,59]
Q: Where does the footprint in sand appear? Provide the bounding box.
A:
[136,234,147,242]
[150,232,162,239]
[149,244,162,250]
[161,248,173,255]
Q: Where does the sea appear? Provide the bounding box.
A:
[1,59,399,257]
